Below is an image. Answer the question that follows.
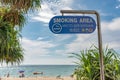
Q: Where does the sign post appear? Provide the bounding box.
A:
[49,10,104,80]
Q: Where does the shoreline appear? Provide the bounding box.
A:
[1,76,76,80]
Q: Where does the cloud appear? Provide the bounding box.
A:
[116,0,120,9]
[23,57,75,65]
[31,0,73,23]
[105,41,120,49]
[107,18,120,30]
[53,34,73,42]
[116,5,120,9]
[22,37,68,65]
[101,17,120,31]
[22,37,56,55]
[53,33,97,55]
[21,37,76,65]
[37,37,45,40]
[32,3,55,23]
[65,34,97,53]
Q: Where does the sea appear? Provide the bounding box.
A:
[0,65,76,77]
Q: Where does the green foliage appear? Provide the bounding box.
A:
[0,0,41,13]
[71,46,120,80]
[0,7,25,31]
[0,0,41,65]
[0,21,24,65]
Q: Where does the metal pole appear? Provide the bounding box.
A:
[95,12,105,80]
[60,10,104,80]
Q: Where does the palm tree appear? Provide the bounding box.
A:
[0,0,41,65]
[0,25,24,65]
[0,0,41,13]
[0,7,25,65]
[70,46,120,80]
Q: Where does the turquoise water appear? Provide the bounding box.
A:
[0,65,76,77]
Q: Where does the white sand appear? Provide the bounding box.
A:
[1,76,76,80]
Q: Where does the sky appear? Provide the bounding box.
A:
[20,0,120,65]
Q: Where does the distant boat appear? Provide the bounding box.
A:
[33,72,43,75]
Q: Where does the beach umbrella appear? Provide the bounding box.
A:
[19,70,25,78]
[19,70,24,73]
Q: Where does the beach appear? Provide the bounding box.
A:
[0,65,75,77]
[0,65,76,80]
[1,76,75,80]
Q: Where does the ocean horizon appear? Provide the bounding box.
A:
[0,65,76,77]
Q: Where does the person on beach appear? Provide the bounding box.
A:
[56,75,64,80]
[21,73,25,77]
[7,72,10,77]
[19,73,25,78]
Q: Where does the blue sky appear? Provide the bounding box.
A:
[20,0,120,65]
